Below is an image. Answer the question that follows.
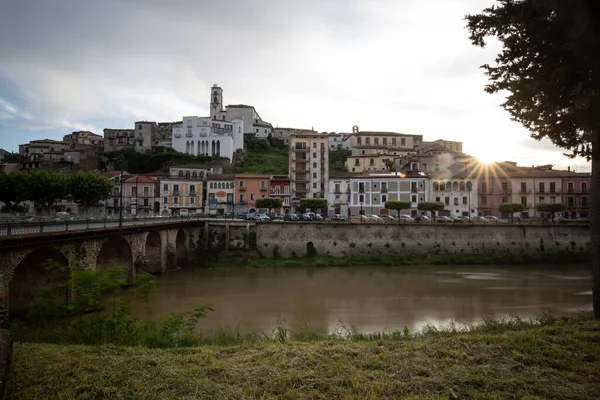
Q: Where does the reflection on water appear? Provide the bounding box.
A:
[123,264,592,334]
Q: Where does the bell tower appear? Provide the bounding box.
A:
[210,84,223,119]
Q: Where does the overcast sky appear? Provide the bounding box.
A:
[0,0,590,170]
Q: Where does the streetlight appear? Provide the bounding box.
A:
[119,170,124,227]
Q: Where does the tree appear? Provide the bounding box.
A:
[536,203,567,223]
[299,198,327,213]
[384,200,411,218]
[499,202,525,223]
[0,171,29,214]
[329,148,351,172]
[68,171,114,214]
[466,0,600,316]
[24,169,68,214]
[417,202,445,221]
[255,197,283,216]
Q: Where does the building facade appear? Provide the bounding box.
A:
[289,132,329,211]
[171,116,244,161]
[233,174,271,212]
[269,175,291,214]
[206,174,235,215]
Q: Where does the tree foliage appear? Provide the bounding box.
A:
[299,198,327,211]
[255,197,283,215]
[106,148,221,174]
[536,203,567,221]
[0,170,29,213]
[499,202,525,222]
[384,200,412,217]
[466,0,600,159]
[68,171,114,214]
[467,0,600,317]
[25,169,68,214]
[329,148,351,172]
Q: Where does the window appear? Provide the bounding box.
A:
[445,197,450,205]
[240,181,245,189]
[365,137,370,145]
[401,138,406,146]
[502,182,508,193]
[190,197,195,204]
[381,182,388,193]
[567,196,574,207]
[539,182,545,193]
[132,187,137,196]
[462,197,467,205]
[392,138,396,146]
[582,182,588,192]
[261,195,266,198]
[190,185,196,194]
[582,197,588,207]
[369,158,374,166]
[502,196,508,203]
[435,197,441,202]
[163,197,167,204]
[163,184,168,191]
[550,182,556,193]
[383,138,387,145]
[174,197,179,204]
[192,172,197,178]
[539,196,545,204]
[374,138,379,145]
[359,183,365,193]
[382,195,387,203]
[313,182,317,188]
[240,194,244,203]
[521,196,527,206]
[357,137,362,145]
[359,194,364,203]
[568,182,574,192]
[313,162,317,168]
[481,196,487,206]
[179,171,183,177]
[250,193,255,200]
[313,152,317,158]
[521,182,527,193]
[454,198,459,205]
[173,184,179,193]
[481,182,487,193]
[138,124,142,130]
[185,171,190,178]
[313,172,317,178]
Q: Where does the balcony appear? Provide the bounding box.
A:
[186,132,193,138]
[292,168,309,173]
[502,189,512,194]
[294,177,309,183]
[260,186,267,191]
[293,147,310,152]
[292,158,309,163]
[239,186,246,191]
[174,133,182,138]
[295,187,309,193]
[519,189,531,194]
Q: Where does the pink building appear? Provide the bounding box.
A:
[233,174,271,212]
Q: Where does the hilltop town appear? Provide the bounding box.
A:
[1,85,591,220]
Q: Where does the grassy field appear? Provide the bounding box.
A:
[10,314,600,399]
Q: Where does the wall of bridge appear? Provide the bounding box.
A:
[255,223,590,258]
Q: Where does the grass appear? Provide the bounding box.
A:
[9,313,600,399]
[205,249,590,269]
[225,149,288,174]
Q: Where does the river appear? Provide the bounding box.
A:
[123,264,592,334]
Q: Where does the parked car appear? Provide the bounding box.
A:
[397,215,415,222]
[244,212,257,220]
[332,214,346,221]
[435,216,454,223]
[379,215,396,222]
[470,216,487,224]
[484,216,503,224]
[283,213,299,221]
[299,213,313,221]
[415,215,431,223]
[367,214,383,222]
[314,213,325,221]
[255,213,270,221]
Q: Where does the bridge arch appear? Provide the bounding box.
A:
[9,247,69,316]
[96,236,133,283]
[143,231,162,273]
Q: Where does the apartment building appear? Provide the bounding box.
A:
[342,126,423,157]
[346,154,395,173]
[123,176,159,216]
[169,164,223,179]
[159,176,204,215]
[562,173,591,219]
[103,129,135,153]
[269,175,291,213]
[328,172,355,217]
[289,131,329,208]
[19,139,71,161]
[233,174,272,212]
[206,174,235,215]
[348,172,428,217]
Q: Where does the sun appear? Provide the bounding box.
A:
[469,146,498,165]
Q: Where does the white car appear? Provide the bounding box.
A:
[255,213,270,221]
[397,215,415,222]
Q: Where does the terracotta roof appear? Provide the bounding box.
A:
[234,174,272,179]
[270,175,290,180]
[170,164,216,169]
[124,176,158,184]
[102,171,124,178]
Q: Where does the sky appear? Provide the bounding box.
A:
[0,0,591,171]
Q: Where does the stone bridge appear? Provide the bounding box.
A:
[0,220,254,315]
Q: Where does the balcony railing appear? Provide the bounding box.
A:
[186,132,193,137]
[293,147,310,152]
[239,186,246,191]
[260,186,267,191]
[292,168,309,173]
[295,187,308,193]
[174,133,182,138]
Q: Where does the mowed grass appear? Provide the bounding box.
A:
[9,314,600,399]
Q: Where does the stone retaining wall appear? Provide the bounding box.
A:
[255,222,590,258]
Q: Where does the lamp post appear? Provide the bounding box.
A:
[119,170,124,227]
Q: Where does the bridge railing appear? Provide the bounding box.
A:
[0,214,227,236]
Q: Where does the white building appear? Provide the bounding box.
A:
[328,133,345,149]
[172,116,244,161]
[209,84,273,138]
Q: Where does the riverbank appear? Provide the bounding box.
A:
[9,313,600,399]
[204,249,590,268]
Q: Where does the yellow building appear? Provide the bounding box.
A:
[159,177,204,216]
